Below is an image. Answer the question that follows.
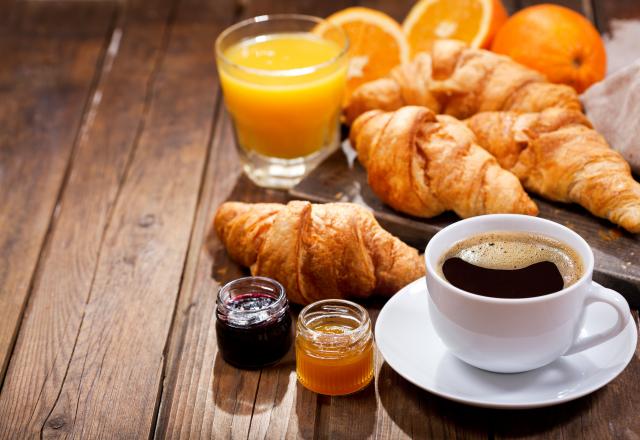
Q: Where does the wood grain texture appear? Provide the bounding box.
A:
[3,0,220,436]
[0,0,114,383]
[247,339,316,440]
[153,107,264,439]
[0,0,176,438]
[149,0,242,437]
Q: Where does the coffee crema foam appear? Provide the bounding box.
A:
[439,232,584,288]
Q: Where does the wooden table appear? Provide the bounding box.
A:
[0,0,638,438]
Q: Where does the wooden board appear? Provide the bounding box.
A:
[291,144,640,307]
[0,0,176,437]
[33,0,223,435]
[0,0,114,382]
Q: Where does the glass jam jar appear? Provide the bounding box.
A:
[296,299,374,395]
[216,276,292,369]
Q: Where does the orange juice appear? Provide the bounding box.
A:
[218,33,347,159]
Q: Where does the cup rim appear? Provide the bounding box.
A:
[425,214,595,304]
[215,14,349,78]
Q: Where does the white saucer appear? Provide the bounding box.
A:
[375,278,637,409]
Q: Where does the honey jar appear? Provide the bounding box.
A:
[295,299,374,395]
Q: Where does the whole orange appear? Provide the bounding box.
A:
[491,4,606,93]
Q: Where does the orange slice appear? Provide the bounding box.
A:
[317,7,410,104]
[403,0,508,56]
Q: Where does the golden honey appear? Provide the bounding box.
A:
[296,300,374,395]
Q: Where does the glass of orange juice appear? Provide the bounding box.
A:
[215,15,349,189]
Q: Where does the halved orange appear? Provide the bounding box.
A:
[403,0,508,56]
[317,7,410,104]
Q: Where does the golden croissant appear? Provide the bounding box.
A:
[213,201,425,304]
[344,39,581,124]
[466,108,640,233]
[350,106,538,219]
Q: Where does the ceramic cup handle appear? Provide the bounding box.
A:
[564,282,631,356]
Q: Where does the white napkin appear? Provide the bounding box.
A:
[581,59,640,175]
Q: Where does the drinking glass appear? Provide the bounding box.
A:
[216,14,349,189]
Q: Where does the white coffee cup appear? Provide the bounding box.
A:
[425,214,631,373]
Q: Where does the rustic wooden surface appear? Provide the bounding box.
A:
[0,0,638,439]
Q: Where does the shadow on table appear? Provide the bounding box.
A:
[295,377,378,439]
[252,346,296,415]
[209,240,248,285]
[212,353,262,416]
[377,361,602,438]
[212,340,294,418]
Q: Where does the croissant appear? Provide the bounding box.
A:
[466,108,640,233]
[344,39,581,124]
[349,106,538,218]
[213,201,425,304]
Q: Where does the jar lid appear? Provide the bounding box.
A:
[216,276,288,327]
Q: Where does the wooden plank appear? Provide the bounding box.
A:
[0,0,177,438]
[154,1,246,438]
[153,107,269,439]
[0,0,114,383]
[4,0,222,436]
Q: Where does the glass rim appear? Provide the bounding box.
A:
[297,299,371,349]
[217,276,288,318]
[215,13,349,78]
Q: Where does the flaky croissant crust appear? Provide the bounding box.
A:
[213,201,425,304]
[350,106,538,219]
[344,40,581,124]
[466,108,640,233]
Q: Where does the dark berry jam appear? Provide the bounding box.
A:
[229,293,276,311]
[216,278,292,369]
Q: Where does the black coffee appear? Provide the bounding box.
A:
[439,232,583,299]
